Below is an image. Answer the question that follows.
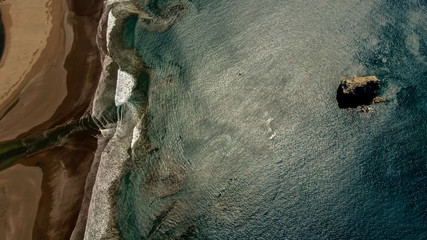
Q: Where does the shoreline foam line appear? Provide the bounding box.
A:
[84,1,188,238]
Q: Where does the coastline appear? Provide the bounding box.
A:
[85,1,188,238]
[0,0,424,239]
[0,0,186,238]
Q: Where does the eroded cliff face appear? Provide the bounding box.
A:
[85,1,188,239]
[336,76,381,108]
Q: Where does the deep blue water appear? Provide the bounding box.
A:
[114,0,426,239]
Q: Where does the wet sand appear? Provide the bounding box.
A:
[0,0,103,239]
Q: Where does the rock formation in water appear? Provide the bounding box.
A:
[336,76,384,108]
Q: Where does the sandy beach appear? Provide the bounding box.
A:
[0,0,103,239]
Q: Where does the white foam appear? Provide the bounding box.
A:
[269,132,276,140]
[266,118,276,140]
[115,69,135,106]
[131,122,141,148]
[106,10,116,48]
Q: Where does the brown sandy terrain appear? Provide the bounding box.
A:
[0,0,71,141]
[21,132,98,240]
[0,0,103,239]
[0,164,42,240]
[0,0,59,129]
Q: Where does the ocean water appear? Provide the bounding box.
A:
[112,0,426,239]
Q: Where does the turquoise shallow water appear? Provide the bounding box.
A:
[114,0,426,239]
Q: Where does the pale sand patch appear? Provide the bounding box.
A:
[0,164,43,240]
[0,0,73,141]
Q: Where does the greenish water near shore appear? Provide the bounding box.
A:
[113,0,426,239]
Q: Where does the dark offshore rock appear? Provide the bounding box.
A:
[336,76,381,108]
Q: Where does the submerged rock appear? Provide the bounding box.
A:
[373,97,386,103]
[336,76,382,108]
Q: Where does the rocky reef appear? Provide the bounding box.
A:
[336,76,384,108]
